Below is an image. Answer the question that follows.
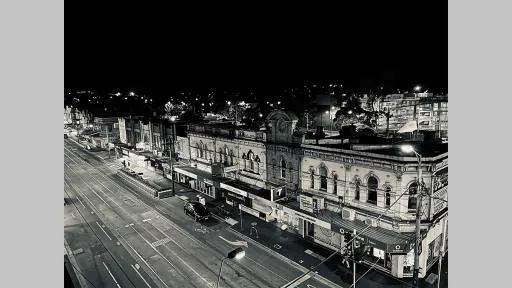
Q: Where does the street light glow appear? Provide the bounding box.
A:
[348,110,353,114]
[170,116,177,122]
[414,85,422,92]
[401,145,415,153]
[234,250,245,260]
[227,101,231,105]
[129,91,135,96]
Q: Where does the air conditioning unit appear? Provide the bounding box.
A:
[341,208,355,221]
[364,218,378,227]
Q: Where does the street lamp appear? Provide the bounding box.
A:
[400,144,423,288]
[216,248,245,288]
[168,117,177,196]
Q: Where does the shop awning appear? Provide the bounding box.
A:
[320,209,414,253]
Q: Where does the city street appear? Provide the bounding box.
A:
[64,138,334,288]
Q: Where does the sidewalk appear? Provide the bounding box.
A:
[229,212,447,288]
[87,152,448,287]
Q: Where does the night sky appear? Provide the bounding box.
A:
[65,1,447,97]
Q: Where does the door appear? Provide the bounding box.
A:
[304,221,314,238]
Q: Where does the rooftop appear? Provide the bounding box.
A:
[304,139,448,159]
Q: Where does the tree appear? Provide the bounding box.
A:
[180,110,203,123]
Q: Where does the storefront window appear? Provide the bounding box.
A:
[310,171,314,189]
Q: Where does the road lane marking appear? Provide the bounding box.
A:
[151,238,171,247]
[244,256,289,282]
[142,218,151,222]
[117,232,169,288]
[280,274,311,288]
[96,221,112,240]
[130,226,214,288]
[102,262,122,288]
[131,264,152,288]
[64,174,101,213]
[218,236,248,247]
[64,161,112,208]
[144,221,187,250]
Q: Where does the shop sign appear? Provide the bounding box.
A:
[174,168,198,179]
[220,183,248,197]
[299,195,314,213]
[224,165,238,173]
[387,243,408,254]
[228,192,245,201]
[240,204,260,218]
[294,210,331,230]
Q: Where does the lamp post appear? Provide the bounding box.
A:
[216,248,245,288]
[169,116,177,196]
[401,144,423,288]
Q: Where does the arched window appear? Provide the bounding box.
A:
[196,143,201,159]
[355,178,361,200]
[281,158,286,179]
[310,170,315,189]
[367,176,378,204]
[199,141,204,158]
[242,153,247,170]
[224,147,229,165]
[319,166,327,190]
[385,186,391,207]
[229,150,234,166]
[255,156,260,174]
[333,173,338,194]
[247,150,254,171]
[408,182,418,210]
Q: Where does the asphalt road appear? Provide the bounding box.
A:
[64,139,334,288]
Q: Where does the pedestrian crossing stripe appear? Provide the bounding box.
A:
[151,238,171,247]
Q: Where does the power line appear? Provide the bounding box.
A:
[64,181,138,288]
[282,184,413,288]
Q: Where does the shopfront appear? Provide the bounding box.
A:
[277,203,416,278]
[174,166,220,198]
[220,182,252,208]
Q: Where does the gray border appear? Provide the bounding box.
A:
[0,0,63,287]
[3,0,511,287]
[449,0,510,287]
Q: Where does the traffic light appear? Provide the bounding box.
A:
[354,243,366,262]
[344,232,353,243]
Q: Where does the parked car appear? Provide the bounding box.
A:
[184,201,211,222]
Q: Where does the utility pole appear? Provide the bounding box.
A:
[413,155,423,288]
[353,228,356,288]
[169,121,176,196]
[437,215,448,288]
[105,126,110,158]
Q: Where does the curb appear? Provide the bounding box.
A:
[227,227,344,288]
[64,238,90,288]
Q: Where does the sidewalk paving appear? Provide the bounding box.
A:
[85,151,448,288]
[229,212,447,288]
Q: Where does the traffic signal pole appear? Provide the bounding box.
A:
[413,154,423,288]
[353,228,356,288]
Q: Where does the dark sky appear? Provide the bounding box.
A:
[65,1,447,96]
